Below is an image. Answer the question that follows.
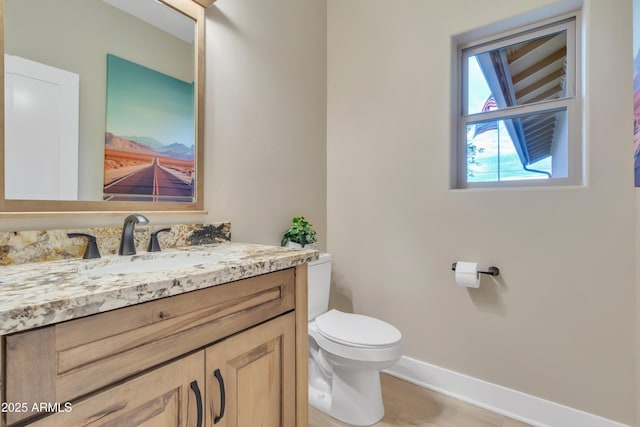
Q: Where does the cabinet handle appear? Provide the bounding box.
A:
[190,380,203,427]
[213,369,226,424]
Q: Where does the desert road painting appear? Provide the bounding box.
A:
[103,54,195,202]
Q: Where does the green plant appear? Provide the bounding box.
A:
[281,216,317,247]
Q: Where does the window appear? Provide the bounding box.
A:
[456,15,580,188]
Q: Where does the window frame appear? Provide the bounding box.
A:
[455,13,582,189]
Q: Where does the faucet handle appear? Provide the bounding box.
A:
[67,233,101,259]
[148,228,172,252]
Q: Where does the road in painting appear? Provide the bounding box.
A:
[103,54,195,202]
[104,151,193,202]
[103,133,194,202]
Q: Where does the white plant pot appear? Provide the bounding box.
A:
[285,241,315,249]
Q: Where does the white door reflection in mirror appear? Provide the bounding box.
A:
[4,54,79,200]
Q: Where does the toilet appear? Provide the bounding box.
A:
[307,253,402,426]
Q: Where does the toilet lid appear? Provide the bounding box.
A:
[315,310,401,348]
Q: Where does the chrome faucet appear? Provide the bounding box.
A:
[119,213,149,256]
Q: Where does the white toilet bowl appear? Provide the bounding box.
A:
[308,309,402,426]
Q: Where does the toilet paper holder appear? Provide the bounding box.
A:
[451,262,500,277]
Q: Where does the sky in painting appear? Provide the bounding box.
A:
[105,54,194,148]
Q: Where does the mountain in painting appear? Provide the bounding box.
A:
[105,132,156,155]
[157,143,194,161]
[106,133,194,160]
[121,135,166,151]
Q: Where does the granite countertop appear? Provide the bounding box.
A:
[0,242,318,335]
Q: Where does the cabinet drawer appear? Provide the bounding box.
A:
[4,268,295,425]
[26,352,205,427]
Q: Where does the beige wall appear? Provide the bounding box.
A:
[327,0,636,424]
[203,0,327,247]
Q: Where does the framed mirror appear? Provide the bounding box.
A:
[0,0,206,215]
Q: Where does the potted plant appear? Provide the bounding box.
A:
[281,216,317,249]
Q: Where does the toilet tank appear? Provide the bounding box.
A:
[307,252,332,321]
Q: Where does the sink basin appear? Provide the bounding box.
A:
[79,251,223,276]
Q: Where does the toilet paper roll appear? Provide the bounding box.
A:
[455,261,480,288]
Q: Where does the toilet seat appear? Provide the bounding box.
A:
[316,310,401,348]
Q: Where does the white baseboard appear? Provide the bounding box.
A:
[384,356,631,427]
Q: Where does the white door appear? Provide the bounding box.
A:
[4,54,80,200]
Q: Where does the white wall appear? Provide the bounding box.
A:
[327,0,636,424]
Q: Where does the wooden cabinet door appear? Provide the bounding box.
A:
[26,352,205,427]
[206,312,296,427]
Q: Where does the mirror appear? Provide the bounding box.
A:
[0,0,205,214]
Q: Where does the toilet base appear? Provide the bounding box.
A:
[307,315,402,426]
[309,368,384,426]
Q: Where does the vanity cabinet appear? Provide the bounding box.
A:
[2,265,308,427]
[206,313,295,427]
